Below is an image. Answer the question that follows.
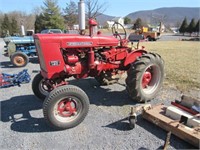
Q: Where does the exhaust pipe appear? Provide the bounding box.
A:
[78,0,85,31]
[21,25,25,36]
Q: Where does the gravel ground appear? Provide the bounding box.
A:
[0,38,198,150]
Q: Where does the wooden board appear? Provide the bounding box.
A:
[142,104,200,148]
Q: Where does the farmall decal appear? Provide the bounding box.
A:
[67,42,93,46]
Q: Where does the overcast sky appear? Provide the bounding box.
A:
[0,0,200,17]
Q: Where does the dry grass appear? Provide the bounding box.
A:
[138,41,200,91]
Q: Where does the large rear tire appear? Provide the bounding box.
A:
[11,51,29,67]
[43,85,89,130]
[126,52,164,102]
[32,73,51,101]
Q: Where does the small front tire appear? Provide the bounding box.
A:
[32,73,50,101]
[43,85,90,130]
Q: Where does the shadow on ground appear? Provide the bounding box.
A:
[102,117,132,131]
[69,78,137,106]
[0,57,38,68]
[1,95,55,132]
[1,78,136,133]
[0,78,196,149]
[136,114,195,149]
[102,113,195,149]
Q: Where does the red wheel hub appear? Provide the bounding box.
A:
[142,69,152,88]
[57,99,77,117]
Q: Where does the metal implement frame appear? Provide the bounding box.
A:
[0,69,31,88]
[142,104,200,148]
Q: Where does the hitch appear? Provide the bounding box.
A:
[128,104,151,129]
[128,107,137,129]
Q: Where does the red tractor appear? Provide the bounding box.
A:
[32,19,164,130]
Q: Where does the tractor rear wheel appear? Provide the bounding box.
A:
[43,85,89,130]
[95,70,123,85]
[126,53,164,102]
[11,52,29,67]
[32,73,51,101]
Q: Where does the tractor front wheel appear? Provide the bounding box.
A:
[43,85,89,130]
[126,53,164,102]
[11,52,29,67]
[32,73,52,101]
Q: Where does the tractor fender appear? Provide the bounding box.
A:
[124,50,146,66]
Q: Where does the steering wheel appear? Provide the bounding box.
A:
[111,22,127,42]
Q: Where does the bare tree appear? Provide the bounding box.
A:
[85,0,107,19]
[32,6,43,15]
[8,11,36,31]
[63,0,78,29]
[151,12,167,25]
[0,11,36,36]
[151,12,167,32]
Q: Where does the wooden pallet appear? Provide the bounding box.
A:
[142,104,200,148]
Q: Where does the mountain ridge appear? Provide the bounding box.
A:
[96,7,200,26]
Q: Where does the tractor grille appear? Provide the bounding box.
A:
[34,39,46,72]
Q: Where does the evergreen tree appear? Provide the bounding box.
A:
[63,0,78,29]
[1,14,11,36]
[124,17,131,25]
[35,14,45,33]
[195,19,199,35]
[179,17,188,35]
[35,0,65,32]
[133,18,143,30]
[187,18,196,35]
[10,17,19,35]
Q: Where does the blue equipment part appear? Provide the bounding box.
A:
[16,46,37,56]
[3,36,34,45]
[0,69,31,88]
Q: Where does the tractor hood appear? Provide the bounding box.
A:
[3,36,34,44]
[34,34,119,48]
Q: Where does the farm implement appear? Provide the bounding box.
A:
[0,69,31,88]
[128,95,200,148]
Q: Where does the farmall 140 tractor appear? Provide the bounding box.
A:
[32,19,164,130]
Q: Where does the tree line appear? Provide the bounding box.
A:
[0,11,35,37]
[179,17,199,35]
[0,0,107,36]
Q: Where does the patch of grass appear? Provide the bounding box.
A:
[140,41,200,91]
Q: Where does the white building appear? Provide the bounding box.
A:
[107,17,124,29]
